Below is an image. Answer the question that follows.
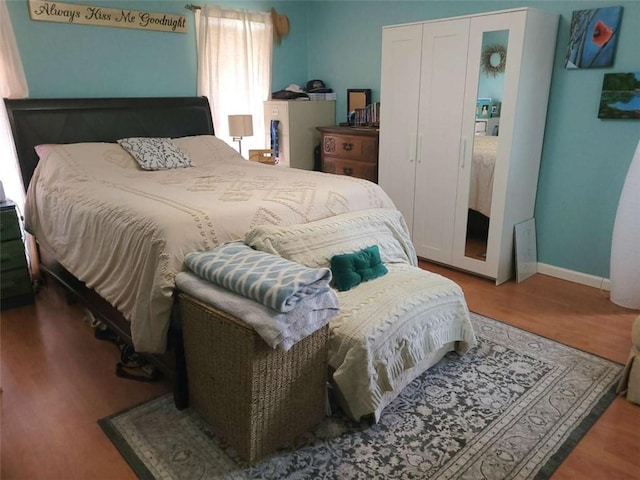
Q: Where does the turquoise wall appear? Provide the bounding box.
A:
[6,0,308,97]
[7,0,640,280]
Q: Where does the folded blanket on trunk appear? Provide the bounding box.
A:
[176,271,339,351]
[184,242,333,313]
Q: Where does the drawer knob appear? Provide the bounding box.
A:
[343,167,353,175]
[342,142,353,151]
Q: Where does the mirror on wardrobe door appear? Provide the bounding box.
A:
[465,29,509,262]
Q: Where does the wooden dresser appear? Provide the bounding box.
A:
[317,126,379,182]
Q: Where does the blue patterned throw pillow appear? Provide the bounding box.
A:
[118,137,192,170]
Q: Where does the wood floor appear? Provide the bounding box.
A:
[1,263,639,479]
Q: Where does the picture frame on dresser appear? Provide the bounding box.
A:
[347,89,371,125]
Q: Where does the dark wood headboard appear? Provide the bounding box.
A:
[4,96,215,189]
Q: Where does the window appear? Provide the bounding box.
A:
[195,6,273,157]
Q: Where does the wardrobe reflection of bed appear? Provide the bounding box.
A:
[467,135,498,245]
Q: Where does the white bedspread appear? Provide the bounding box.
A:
[469,135,498,218]
[25,135,395,353]
[331,264,475,421]
[245,210,476,421]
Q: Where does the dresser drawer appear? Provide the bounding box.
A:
[322,134,378,163]
[322,158,377,183]
[0,208,21,241]
[0,267,33,300]
[1,239,28,271]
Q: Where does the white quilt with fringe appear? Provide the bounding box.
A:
[246,210,477,421]
[332,264,476,421]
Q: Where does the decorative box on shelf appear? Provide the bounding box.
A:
[248,149,277,165]
[1,199,34,309]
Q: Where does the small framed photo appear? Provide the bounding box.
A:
[477,98,491,118]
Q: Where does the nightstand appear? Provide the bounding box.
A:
[317,126,379,182]
[1,199,34,309]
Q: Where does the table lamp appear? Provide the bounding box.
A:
[228,114,253,156]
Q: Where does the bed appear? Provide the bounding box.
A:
[4,96,395,400]
[6,97,222,401]
[23,133,389,354]
[6,96,475,420]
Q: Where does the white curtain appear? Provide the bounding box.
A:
[1,0,29,209]
[195,5,272,158]
[1,0,36,277]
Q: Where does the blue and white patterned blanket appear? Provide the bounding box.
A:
[184,242,333,313]
[176,271,339,351]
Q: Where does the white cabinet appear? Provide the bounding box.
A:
[380,18,469,266]
[263,100,335,170]
[379,8,558,284]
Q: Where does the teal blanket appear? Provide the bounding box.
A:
[184,242,333,313]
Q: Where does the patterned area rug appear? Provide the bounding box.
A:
[99,314,621,480]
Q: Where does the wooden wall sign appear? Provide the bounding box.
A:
[28,0,187,33]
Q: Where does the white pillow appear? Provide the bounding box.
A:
[171,135,244,166]
[117,137,192,170]
[34,142,139,170]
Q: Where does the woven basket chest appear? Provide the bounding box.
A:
[179,293,329,463]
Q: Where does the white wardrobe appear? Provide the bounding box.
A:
[263,100,335,170]
[378,8,558,284]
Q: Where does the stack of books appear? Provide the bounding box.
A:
[353,102,381,127]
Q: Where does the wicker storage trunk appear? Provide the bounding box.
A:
[179,293,329,463]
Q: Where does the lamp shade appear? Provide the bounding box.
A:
[228,114,253,137]
[610,138,640,309]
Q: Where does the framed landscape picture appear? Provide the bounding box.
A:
[598,72,640,120]
[565,6,623,69]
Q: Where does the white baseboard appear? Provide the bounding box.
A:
[536,263,610,291]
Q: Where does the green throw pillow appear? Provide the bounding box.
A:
[330,245,388,292]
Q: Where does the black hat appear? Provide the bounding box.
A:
[306,79,332,93]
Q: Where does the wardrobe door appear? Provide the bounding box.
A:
[411,18,470,262]
[452,12,525,279]
[379,24,423,235]
[452,9,558,283]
